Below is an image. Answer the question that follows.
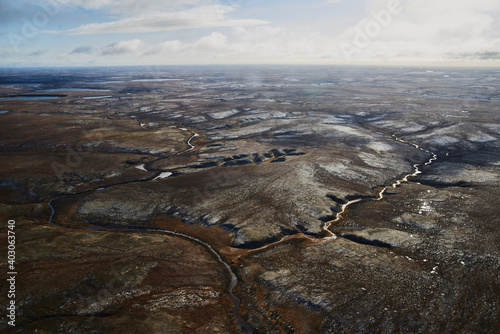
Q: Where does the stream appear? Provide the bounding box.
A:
[324,134,438,235]
[249,133,439,254]
[45,125,437,333]
[47,198,251,332]
[46,129,253,333]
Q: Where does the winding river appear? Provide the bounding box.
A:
[325,134,438,235]
[46,128,253,333]
[249,133,439,254]
[46,125,437,333]
[47,197,250,332]
[177,128,199,154]
[324,135,438,234]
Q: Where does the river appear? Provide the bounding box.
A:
[46,129,254,333]
[45,126,437,332]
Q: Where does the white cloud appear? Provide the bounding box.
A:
[143,40,185,56]
[404,0,500,18]
[140,27,339,64]
[50,5,267,34]
[195,32,228,50]
[4,0,500,65]
[136,0,500,64]
[332,0,500,62]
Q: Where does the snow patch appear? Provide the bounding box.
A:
[467,132,496,143]
[153,172,173,180]
[368,142,394,152]
[208,109,240,119]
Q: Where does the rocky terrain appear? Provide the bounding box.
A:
[1,66,499,333]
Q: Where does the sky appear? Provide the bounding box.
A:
[1,0,500,67]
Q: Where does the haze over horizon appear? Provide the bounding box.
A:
[1,0,500,67]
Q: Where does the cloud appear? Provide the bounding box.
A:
[140,27,339,64]
[143,40,184,55]
[137,0,500,64]
[101,39,144,55]
[3,0,500,66]
[404,0,500,18]
[195,32,227,50]
[48,4,267,35]
[28,50,47,57]
[471,51,500,60]
[70,46,93,54]
[332,0,500,62]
